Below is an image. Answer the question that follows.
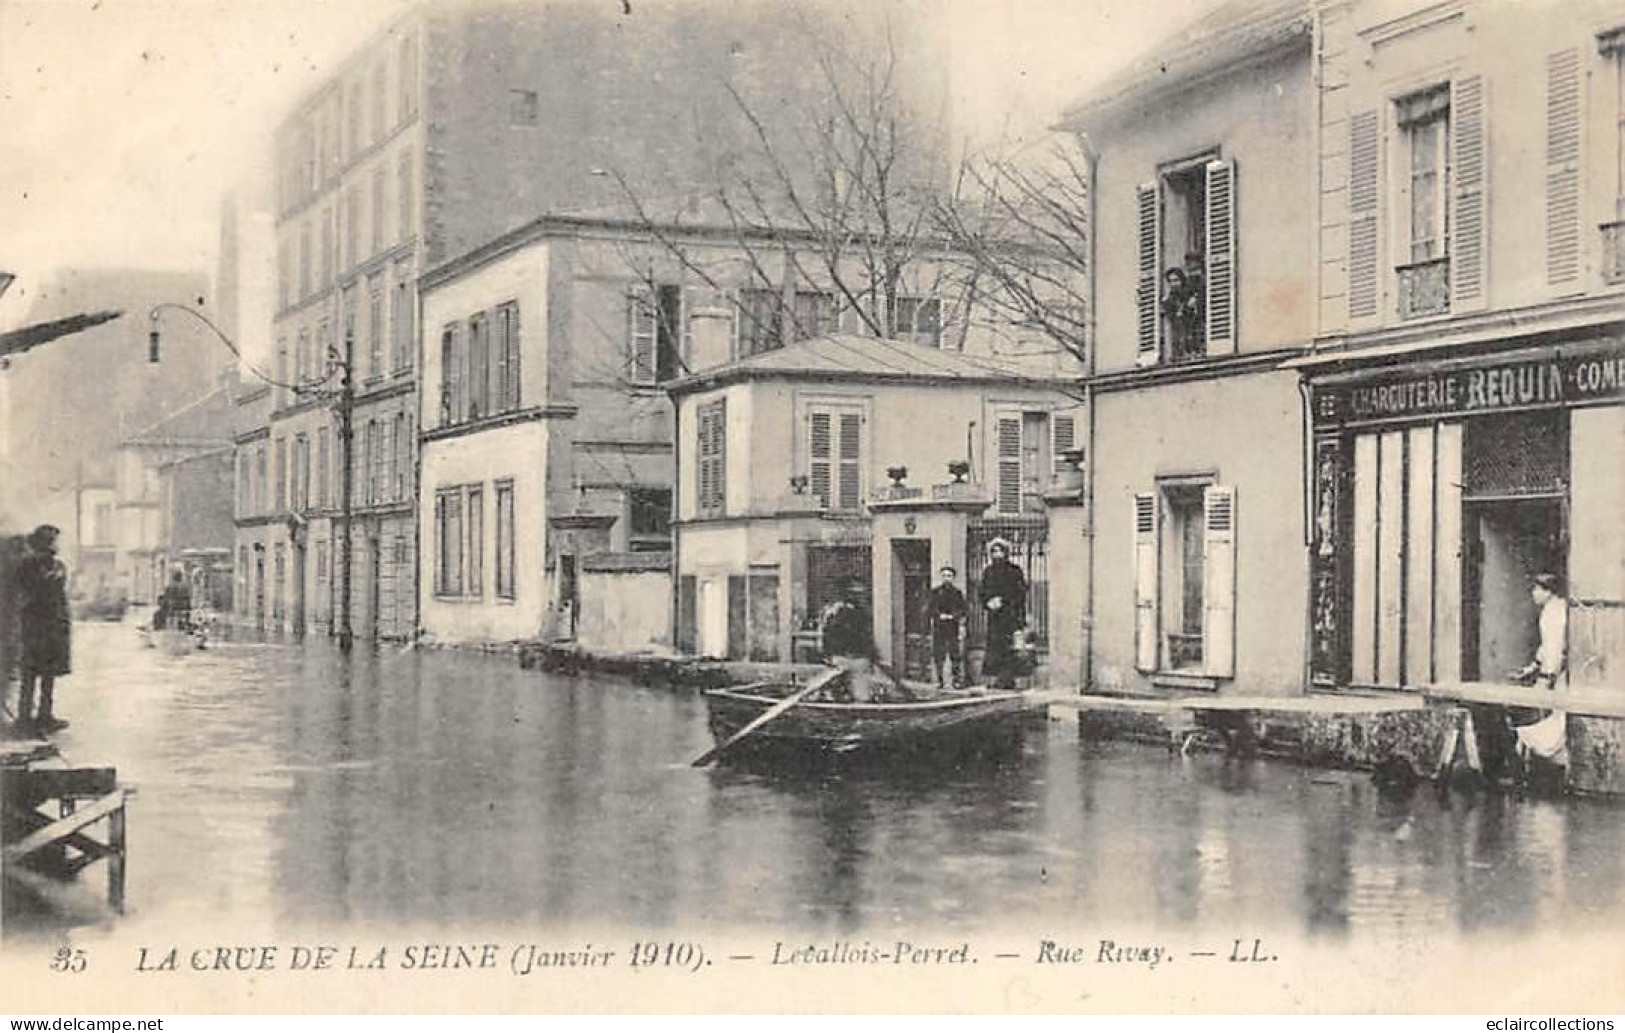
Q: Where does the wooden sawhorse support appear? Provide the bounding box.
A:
[2,766,127,928]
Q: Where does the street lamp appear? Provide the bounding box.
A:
[148,302,357,652]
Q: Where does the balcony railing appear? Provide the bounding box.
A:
[1397,257,1450,319]
[1602,221,1625,286]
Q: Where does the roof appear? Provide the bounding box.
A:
[665,334,1067,395]
[1057,0,1313,129]
[123,384,236,448]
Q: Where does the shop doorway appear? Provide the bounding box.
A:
[1462,497,1565,682]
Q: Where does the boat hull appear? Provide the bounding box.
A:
[703,682,1039,759]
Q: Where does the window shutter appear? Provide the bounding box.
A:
[1348,109,1381,322]
[996,416,1022,514]
[712,399,727,515]
[1051,413,1076,476]
[505,304,521,410]
[629,289,656,383]
[1202,485,1237,678]
[1451,74,1489,312]
[1545,48,1583,290]
[809,411,833,507]
[1204,159,1237,355]
[837,412,862,509]
[1135,181,1160,366]
[1133,493,1160,672]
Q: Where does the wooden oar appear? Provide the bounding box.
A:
[691,666,846,767]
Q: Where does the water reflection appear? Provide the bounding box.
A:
[33,625,1625,938]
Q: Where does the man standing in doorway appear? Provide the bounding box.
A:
[927,565,967,690]
[979,538,1027,690]
[1516,573,1568,690]
[16,524,72,733]
[1512,573,1570,774]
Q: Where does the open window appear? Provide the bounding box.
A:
[1133,484,1236,679]
[629,284,685,384]
[1135,155,1236,366]
[994,411,1071,514]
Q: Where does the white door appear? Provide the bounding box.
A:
[698,578,729,658]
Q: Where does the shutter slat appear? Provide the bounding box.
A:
[1451,75,1488,311]
[1135,182,1160,365]
[1203,485,1236,678]
[1205,159,1237,354]
[1545,48,1583,288]
[1134,493,1159,672]
[1348,110,1380,321]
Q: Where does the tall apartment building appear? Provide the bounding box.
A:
[254,0,952,642]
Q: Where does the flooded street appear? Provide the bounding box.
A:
[38,622,1625,940]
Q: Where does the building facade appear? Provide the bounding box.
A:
[1057,0,1319,698]
[670,335,1078,668]
[1301,0,1625,700]
[116,382,238,606]
[253,0,954,644]
[232,383,276,631]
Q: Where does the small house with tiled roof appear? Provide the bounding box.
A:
[667,332,1079,668]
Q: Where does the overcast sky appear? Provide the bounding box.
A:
[0,0,1213,326]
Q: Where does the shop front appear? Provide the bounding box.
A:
[1304,333,1625,696]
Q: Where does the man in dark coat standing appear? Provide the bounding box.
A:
[927,565,967,689]
[16,524,71,733]
[979,538,1027,690]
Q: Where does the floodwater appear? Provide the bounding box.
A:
[22,622,1625,939]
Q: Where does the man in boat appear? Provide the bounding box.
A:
[163,569,194,632]
[927,564,967,690]
[979,538,1027,690]
[15,524,72,733]
[819,589,896,702]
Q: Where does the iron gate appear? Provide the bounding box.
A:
[965,516,1049,651]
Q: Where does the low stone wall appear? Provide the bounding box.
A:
[1076,698,1467,776]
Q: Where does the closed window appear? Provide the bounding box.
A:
[367,276,385,378]
[439,323,461,425]
[392,270,413,372]
[495,301,521,410]
[434,488,463,596]
[627,487,672,550]
[395,412,411,501]
[495,480,515,599]
[736,288,782,356]
[806,405,863,511]
[466,486,484,599]
[316,427,330,508]
[892,295,942,348]
[467,312,490,419]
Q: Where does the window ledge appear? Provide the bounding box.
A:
[1150,671,1222,692]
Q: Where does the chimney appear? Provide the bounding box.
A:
[686,306,734,373]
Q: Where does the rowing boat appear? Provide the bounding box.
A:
[701,679,1040,759]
